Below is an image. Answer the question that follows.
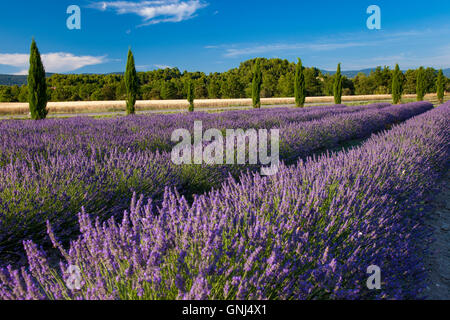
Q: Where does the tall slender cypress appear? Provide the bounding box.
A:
[392,64,403,104]
[436,69,445,104]
[124,49,138,115]
[252,59,262,108]
[294,58,306,107]
[334,63,343,104]
[28,39,48,120]
[416,67,426,101]
[187,80,195,112]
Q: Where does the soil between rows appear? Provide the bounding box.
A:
[424,168,450,300]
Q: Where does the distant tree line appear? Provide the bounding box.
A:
[1,58,449,103]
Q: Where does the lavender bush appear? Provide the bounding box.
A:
[0,103,387,160]
[0,103,448,300]
[0,103,432,258]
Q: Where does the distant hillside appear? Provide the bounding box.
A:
[0,73,54,86]
[0,74,27,86]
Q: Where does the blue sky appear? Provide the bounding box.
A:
[0,0,449,75]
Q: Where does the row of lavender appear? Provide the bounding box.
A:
[0,102,433,261]
[0,103,389,161]
[1,103,448,300]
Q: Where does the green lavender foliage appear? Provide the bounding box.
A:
[124,49,138,115]
[28,39,48,120]
[187,80,195,112]
[392,64,403,104]
[252,59,262,108]
[334,63,343,104]
[437,69,445,103]
[416,67,426,101]
[294,58,306,107]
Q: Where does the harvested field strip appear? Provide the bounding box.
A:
[0,93,448,115]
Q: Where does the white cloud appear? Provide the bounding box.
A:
[336,48,450,71]
[221,42,375,58]
[205,39,384,59]
[155,64,172,69]
[90,0,208,26]
[0,52,107,74]
[208,28,450,60]
[12,70,29,76]
[0,54,29,68]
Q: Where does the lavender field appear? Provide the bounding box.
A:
[0,101,449,300]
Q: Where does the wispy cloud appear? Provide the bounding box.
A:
[0,52,107,74]
[90,0,208,26]
[336,47,450,70]
[220,42,376,58]
[154,64,172,69]
[204,27,450,69]
[207,28,449,58]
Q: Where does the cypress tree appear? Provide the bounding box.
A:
[416,67,426,101]
[294,58,306,107]
[333,63,343,104]
[252,59,262,108]
[392,64,403,104]
[437,69,445,104]
[124,49,138,115]
[28,39,48,120]
[187,80,195,112]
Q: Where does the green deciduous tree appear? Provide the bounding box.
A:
[392,64,403,104]
[277,73,294,97]
[252,59,262,108]
[334,63,343,104]
[0,86,13,102]
[294,58,306,107]
[28,39,48,120]
[416,67,426,101]
[223,72,245,98]
[161,81,178,99]
[207,77,221,98]
[304,67,323,97]
[194,77,208,98]
[18,85,29,102]
[187,80,195,112]
[437,69,445,103]
[124,49,138,115]
[372,66,392,93]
